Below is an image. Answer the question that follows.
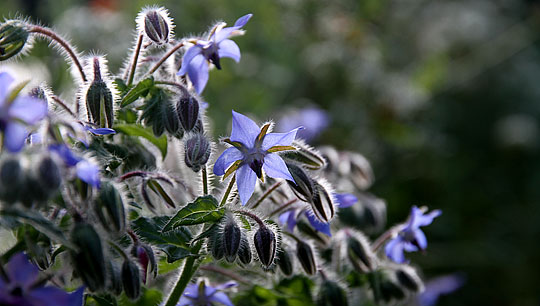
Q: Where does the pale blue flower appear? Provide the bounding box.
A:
[177,280,237,306]
[49,144,101,188]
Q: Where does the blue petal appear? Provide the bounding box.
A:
[419,274,466,306]
[76,160,100,188]
[181,283,199,299]
[49,144,82,167]
[215,281,237,290]
[86,127,116,135]
[236,164,257,205]
[385,237,407,264]
[414,228,428,250]
[306,212,331,237]
[234,14,253,28]
[218,39,241,62]
[186,54,209,94]
[262,154,294,182]
[410,206,442,229]
[334,193,358,208]
[177,45,203,76]
[261,127,303,151]
[27,286,84,306]
[210,292,234,306]
[279,210,298,232]
[213,147,243,176]
[0,72,14,105]
[9,96,48,124]
[6,253,39,288]
[230,110,260,147]
[3,122,28,153]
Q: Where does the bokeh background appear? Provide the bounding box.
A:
[2,0,540,305]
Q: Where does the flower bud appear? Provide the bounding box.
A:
[142,8,171,45]
[223,216,242,263]
[122,258,141,300]
[0,158,23,203]
[317,280,349,306]
[37,156,62,195]
[70,222,106,292]
[380,277,405,302]
[163,101,183,137]
[349,152,374,190]
[338,192,386,235]
[276,248,294,276]
[237,232,252,265]
[131,244,157,284]
[208,230,224,260]
[21,173,49,206]
[107,261,123,296]
[296,240,317,275]
[310,181,335,223]
[346,233,375,273]
[286,163,315,202]
[95,182,126,233]
[395,267,423,292]
[254,225,276,268]
[0,20,29,61]
[177,96,199,132]
[282,140,326,170]
[184,133,211,172]
[86,57,114,128]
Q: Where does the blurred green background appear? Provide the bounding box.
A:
[2,0,540,305]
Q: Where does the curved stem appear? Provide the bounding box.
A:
[164,241,203,306]
[220,175,236,206]
[199,265,250,285]
[154,80,190,95]
[234,210,265,228]
[202,166,208,195]
[126,34,144,86]
[108,240,129,260]
[251,181,282,209]
[146,41,184,76]
[50,96,76,118]
[371,225,400,252]
[29,26,87,82]
[268,198,298,217]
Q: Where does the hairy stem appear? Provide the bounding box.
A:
[146,41,184,76]
[267,198,298,217]
[220,175,236,206]
[126,34,144,86]
[251,181,282,209]
[371,225,400,252]
[202,166,208,195]
[50,96,76,117]
[29,26,87,82]
[164,241,203,306]
[234,210,265,228]
[200,265,250,285]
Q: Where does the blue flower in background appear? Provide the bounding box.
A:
[418,273,466,306]
[385,206,441,263]
[177,14,252,94]
[177,280,237,306]
[49,144,101,188]
[0,252,84,306]
[0,72,47,153]
[213,110,301,205]
[334,193,358,208]
[277,107,329,143]
[279,209,332,237]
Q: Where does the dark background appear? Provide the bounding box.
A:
[2,0,540,305]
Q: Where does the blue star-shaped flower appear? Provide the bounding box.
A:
[0,72,47,152]
[177,14,252,94]
[177,280,237,306]
[385,206,442,263]
[49,144,101,188]
[213,110,302,205]
[0,252,84,306]
[279,209,332,237]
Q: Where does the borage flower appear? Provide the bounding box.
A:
[214,111,302,205]
[177,279,237,306]
[177,14,252,94]
[49,144,101,188]
[0,252,84,306]
[0,72,47,152]
[279,208,332,237]
[385,206,441,263]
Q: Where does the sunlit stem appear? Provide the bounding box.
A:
[199,265,250,285]
[28,26,87,82]
[146,41,185,76]
[126,34,144,86]
[202,166,208,195]
[371,225,400,252]
[234,210,265,228]
[220,175,236,206]
[50,96,76,117]
[250,181,282,209]
[267,198,298,217]
[107,240,129,260]
[164,241,203,306]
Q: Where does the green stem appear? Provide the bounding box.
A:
[202,166,208,195]
[146,41,185,76]
[126,34,144,86]
[250,181,282,209]
[220,175,236,206]
[164,242,203,306]
[268,198,298,217]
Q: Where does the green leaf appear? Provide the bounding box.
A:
[132,216,192,247]
[115,124,168,158]
[120,77,154,107]
[161,245,192,263]
[162,196,224,231]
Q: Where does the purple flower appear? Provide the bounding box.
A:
[49,144,101,188]
[177,280,237,306]
[213,111,302,205]
[385,206,441,263]
[334,193,358,208]
[0,252,84,306]
[277,107,329,142]
[177,14,252,94]
[0,72,47,152]
[279,209,331,237]
[418,273,466,306]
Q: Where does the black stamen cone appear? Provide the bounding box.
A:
[250,159,264,179]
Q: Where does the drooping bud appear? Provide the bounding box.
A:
[107,261,123,296]
[95,182,126,233]
[276,248,294,276]
[310,181,335,223]
[296,240,317,275]
[131,243,157,284]
[254,225,277,268]
[85,57,114,128]
[349,152,374,190]
[223,215,242,263]
[346,233,375,273]
[380,276,406,302]
[282,140,326,170]
[286,163,315,202]
[0,158,23,203]
[395,267,423,292]
[122,258,141,300]
[37,156,62,196]
[137,7,173,46]
[177,95,199,132]
[317,280,349,306]
[0,20,29,61]
[208,229,224,260]
[338,192,386,235]
[184,133,211,172]
[70,222,106,292]
[163,100,183,137]
[237,232,252,265]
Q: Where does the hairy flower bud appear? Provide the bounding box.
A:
[70,222,106,292]
[0,158,23,203]
[349,152,374,190]
[338,192,386,235]
[380,276,405,302]
[37,156,62,195]
[347,233,375,273]
[276,248,294,276]
[310,181,335,223]
[184,133,211,172]
[223,215,242,263]
[107,261,123,296]
[95,182,126,233]
[237,232,252,265]
[143,9,171,45]
[86,57,114,128]
[286,163,315,202]
[208,230,224,260]
[282,140,326,170]
[317,280,349,306]
[296,240,317,275]
[131,243,157,284]
[395,267,423,292]
[254,225,276,268]
[122,258,141,300]
[177,96,199,132]
[0,20,29,61]
[163,101,183,137]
